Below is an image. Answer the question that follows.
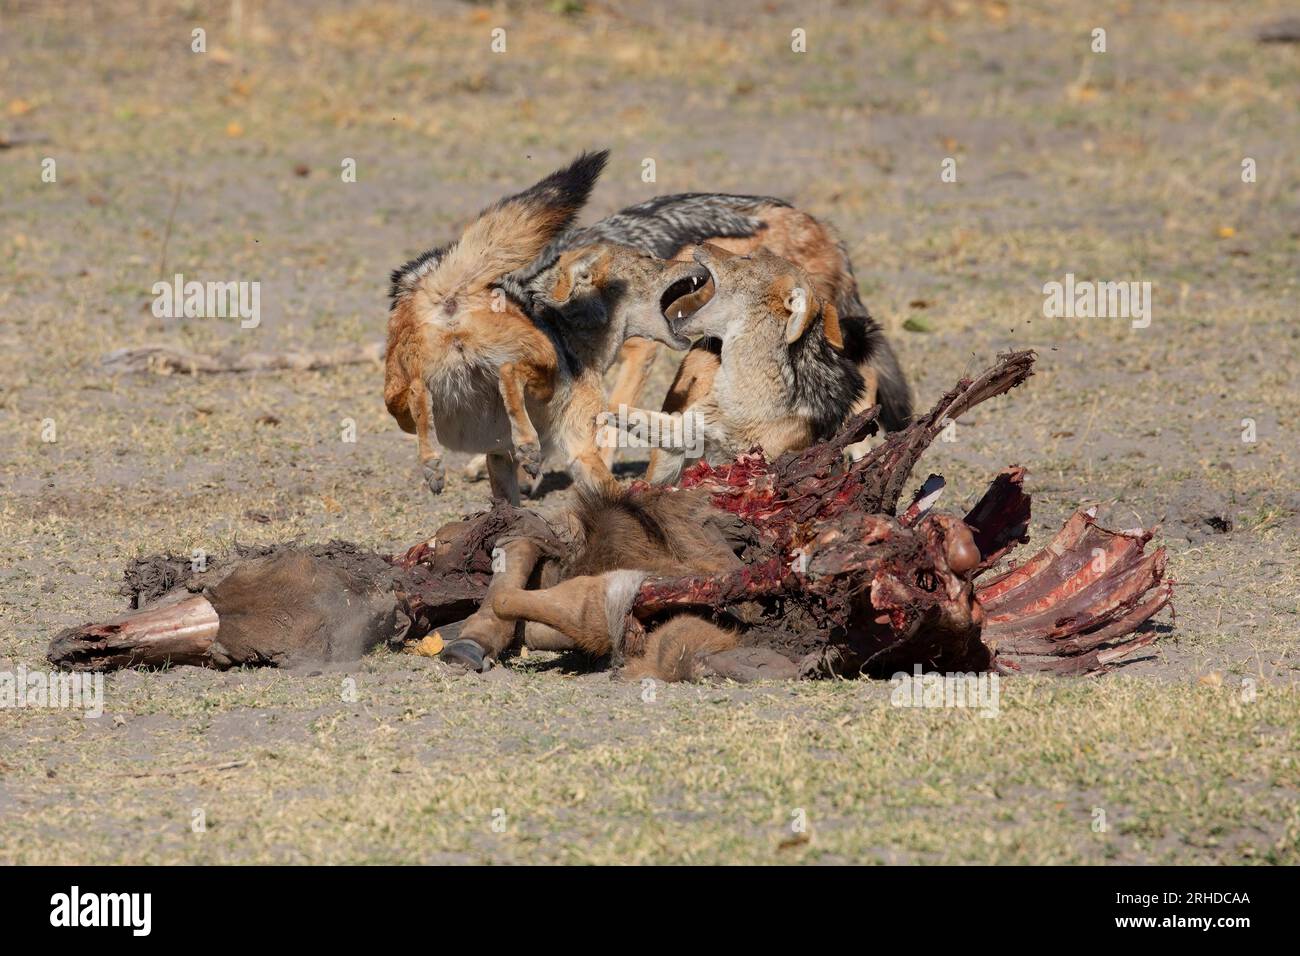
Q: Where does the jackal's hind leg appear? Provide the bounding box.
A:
[496,362,543,481]
[409,378,446,495]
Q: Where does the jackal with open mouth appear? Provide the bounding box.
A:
[386,153,913,502]
[634,242,880,484]
[483,191,912,488]
[385,151,703,504]
[505,189,913,444]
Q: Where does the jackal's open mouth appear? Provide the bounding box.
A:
[660,265,715,323]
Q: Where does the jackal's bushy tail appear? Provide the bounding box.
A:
[394,150,608,301]
[451,150,608,290]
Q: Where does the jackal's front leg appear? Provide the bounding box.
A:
[496,362,543,482]
[562,376,618,494]
[409,378,446,494]
[647,343,717,484]
[615,406,703,486]
[602,338,661,468]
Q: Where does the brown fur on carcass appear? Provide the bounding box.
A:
[205,551,402,667]
[619,615,738,682]
[571,486,744,681]
[567,485,742,577]
[48,544,408,672]
[483,485,747,681]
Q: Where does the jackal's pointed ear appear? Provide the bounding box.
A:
[820,301,844,350]
[548,248,603,303]
[780,280,843,351]
[780,278,816,344]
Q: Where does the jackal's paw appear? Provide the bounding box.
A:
[515,440,543,480]
[422,457,446,495]
[462,454,489,483]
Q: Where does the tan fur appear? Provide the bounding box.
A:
[569,485,740,578]
[661,343,721,415]
[384,162,624,505]
[637,245,847,484]
[425,235,711,498]
[595,204,874,464]
[620,616,738,683]
[855,364,879,414]
[673,204,856,317]
[385,277,570,502]
[457,537,538,657]
[490,486,742,679]
[645,344,719,481]
[602,337,661,467]
[453,198,898,491]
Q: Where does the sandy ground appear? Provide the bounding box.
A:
[0,0,1297,864]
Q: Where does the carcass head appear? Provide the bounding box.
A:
[802,512,991,677]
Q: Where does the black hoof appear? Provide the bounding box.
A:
[439,638,488,672]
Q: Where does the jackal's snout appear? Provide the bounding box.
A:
[661,260,715,344]
[659,261,713,318]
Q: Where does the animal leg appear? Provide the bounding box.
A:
[462,454,538,493]
[409,377,445,495]
[841,366,882,462]
[496,362,543,483]
[602,337,661,467]
[485,451,522,506]
[617,406,699,486]
[647,344,718,483]
[522,622,577,651]
[561,375,618,494]
[493,570,645,658]
[613,408,707,489]
[48,596,221,671]
[443,537,543,669]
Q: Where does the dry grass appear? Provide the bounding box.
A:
[0,0,1297,864]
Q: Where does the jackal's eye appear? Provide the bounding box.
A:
[575,268,592,285]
